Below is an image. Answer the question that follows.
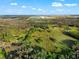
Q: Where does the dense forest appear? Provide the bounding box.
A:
[0,15,79,59]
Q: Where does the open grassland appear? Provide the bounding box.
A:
[0,16,79,59]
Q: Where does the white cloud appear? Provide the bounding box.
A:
[51,2,78,7]
[31,7,46,13]
[56,9,64,12]
[37,8,46,13]
[38,8,42,11]
[42,10,46,13]
[51,2,63,7]
[10,3,18,6]
[64,4,78,7]
[32,8,36,10]
[22,5,26,8]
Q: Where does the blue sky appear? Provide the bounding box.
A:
[0,0,79,15]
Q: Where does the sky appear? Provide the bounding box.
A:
[0,0,79,15]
